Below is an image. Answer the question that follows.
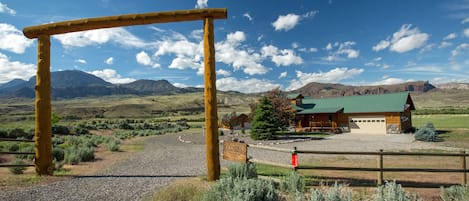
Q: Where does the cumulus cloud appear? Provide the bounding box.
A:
[75,59,87,64]
[370,78,406,85]
[136,51,160,68]
[105,57,114,65]
[89,69,135,84]
[0,53,35,84]
[323,41,360,61]
[372,24,429,53]
[216,69,231,76]
[444,33,457,40]
[450,43,469,70]
[279,71,287,78]
[462,17,469,24]
[195,0,208,8]
[261,45,303,66]
[216,77,280,93]
[53,27,147,48]
[464,28,469,37]
[0,2,16,15]
[272,14,300,31]
[287,67,364,90]
[439,41,452,49]
[271,11,317,32]
[0,23,34,54]
[243,13,253,21]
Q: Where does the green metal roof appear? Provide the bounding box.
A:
[287,93,303,99]
[297,107,344,114]
[298,92,414,114]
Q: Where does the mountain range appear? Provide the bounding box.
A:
[0,70,467,99]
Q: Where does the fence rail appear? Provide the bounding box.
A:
[247,144,468,185]
[0,138,36,168]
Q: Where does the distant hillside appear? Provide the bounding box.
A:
[0,70,202,99]
[294,81,436,98]
[436,83,469,90]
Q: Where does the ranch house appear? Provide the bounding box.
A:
[288,92,415,134]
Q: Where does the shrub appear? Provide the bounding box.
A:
[202,177,279,201]
[219,130,224,136]
[15,145,35,161]
[52,125,70,135]
[64,147,80,165]
[78,146,95,162]
[376,181,422,201]
[414,122,437,142]
[106,140,120,152]
[53,147,65,161]
[440,185,469,201]
[309,182,352,201]
[227,163,257,179]
[9,159,26,174]
[8,143,19,152]
[280,171,305,200]
[153,182,205,201]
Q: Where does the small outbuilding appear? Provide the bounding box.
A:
[289,92,415,134]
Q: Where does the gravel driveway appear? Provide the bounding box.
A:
[0,133,208,201]
[0,132,459,201]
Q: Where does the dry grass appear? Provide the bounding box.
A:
[146,177,210,201]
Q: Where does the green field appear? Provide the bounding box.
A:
[413,114,469,129]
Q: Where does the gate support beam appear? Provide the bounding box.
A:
[35,35,53,175]
[203,17,220,181]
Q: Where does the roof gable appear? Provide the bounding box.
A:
[300,92,414,113]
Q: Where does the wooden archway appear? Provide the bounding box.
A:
[23,8,227,181]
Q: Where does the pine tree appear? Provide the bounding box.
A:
[250,96,280,140]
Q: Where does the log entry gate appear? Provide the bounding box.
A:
[23,8,227,181]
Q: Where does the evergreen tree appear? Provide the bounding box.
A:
[250,96,280,140]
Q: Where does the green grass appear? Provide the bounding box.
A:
[255,163,292,178]
[413,114,469,129]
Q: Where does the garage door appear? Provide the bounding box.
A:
[349,116,386,134]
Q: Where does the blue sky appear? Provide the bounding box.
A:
[1,0,469,93]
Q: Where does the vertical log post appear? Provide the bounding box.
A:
[203,17,220,181]
[461,150,467,185]
[377,149,384,185]
[35,35,53,175]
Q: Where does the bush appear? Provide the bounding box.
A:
[219,130,224,136]
[106,140,120,152]
[376,181,422,201]
[53,147,65,161]
[9,159,26,174]
[153,182,205,201]
[52,125,70,135]
[309,182,352,201]
[202,177,279,201]
[8,143,19,152]
[280,171,305,200]
[78,146,95,162]
[227,163,257,179]
[440,185,469,201]
[414,122,437,142]
[64,147,80,165]
[15,145,35,161]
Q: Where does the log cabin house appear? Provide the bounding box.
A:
[288,92,415,134]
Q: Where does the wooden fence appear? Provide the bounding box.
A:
[0,138,35,167]
[247,144,468,185]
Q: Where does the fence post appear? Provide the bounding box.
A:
[461,150,467,185]
[292,146,298,171]
[377,149,384,185]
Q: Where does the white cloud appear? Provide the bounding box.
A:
[374,57,382,61]
[75,59,87,64]
[462,17,469,24]
[371,78,405,85]
[0,23,34,54]
[53,27,147,48]
[287,67,364,90]
[216,69,231,76]
[173,83,189,88]
[439,41,452,49]
[0,53,35,84]
[261,45,303,66]
[323,41,360,61]
[89,69,135,84]
[136,51,160,68]
[444,33,457,40]
[0,2,16,15]
[189,29,203,40]
[257,35,264,41]
[272,14,301,31]
[372,40,390,51]
[195,0,208,8]
[373,24,429,53]
[309,47,318,52]
[302,10,319,18]
[216,77,280,93]
[292,42,299,49]
[279,71,287,78]
[105,57,114,65]
[216,31,268,75]
[464,28,469,37]
[243,13,253,21]
[450,43,469,70]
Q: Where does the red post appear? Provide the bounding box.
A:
[292,147,298,170]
